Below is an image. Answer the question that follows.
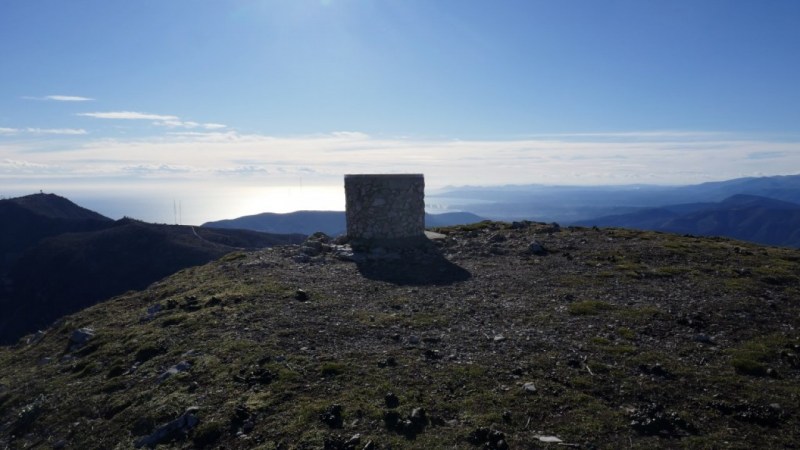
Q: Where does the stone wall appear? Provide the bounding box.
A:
[344,174,425,247]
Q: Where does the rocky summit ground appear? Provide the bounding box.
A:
[1,221,799,449]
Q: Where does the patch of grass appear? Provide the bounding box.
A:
[219,251,247,262]
[731,357,768,376]
[320,362,347,378]
[617,327,636,340]
[615,305,662,323]
[567,300,614,316]
[192,420,225,448]
[726,333,792,377]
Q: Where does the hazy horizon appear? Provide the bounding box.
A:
[6,171,800,226]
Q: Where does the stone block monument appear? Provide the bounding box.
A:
[344,174,425,249]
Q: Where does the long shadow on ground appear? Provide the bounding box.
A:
[354,239,470,286]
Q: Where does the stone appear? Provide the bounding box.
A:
[424,349,442,360]
[320,404,343,428]
[69,328,95,350]
[410,407,427,425]
[295,289,310,301]
[134,407,200,448]
[142,304,162,322]
[383,410,401,430]
[385,392,400,409]
[158,360,192,383]
[26,330,46,345]
[522,382,537,393]
[344,174,425,249]
[293,254,311,263]
[529,241,547,256]
[629,403,695,437]
[467,427,508,449]
[693,333,714,344]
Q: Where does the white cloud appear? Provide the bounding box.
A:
[331,131,369,139]
[26,128,88,135]
[0,158,56,174]
[0,127,87,136]
[23,95,94,102]
[121,164,196,174]
[78,111,179,121]
[79,111,226,131]
[525,130,727,139]
[45,95,94,102]
[3,130,800,190]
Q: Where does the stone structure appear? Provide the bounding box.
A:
[344,174,425,248]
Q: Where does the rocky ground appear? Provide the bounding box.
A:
[1,221,799,449]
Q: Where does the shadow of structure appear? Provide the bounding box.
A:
[354,238,471,286]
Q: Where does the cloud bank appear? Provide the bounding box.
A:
[3,129,798,223]
[3,130,799,188]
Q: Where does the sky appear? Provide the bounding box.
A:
[2,0,799,223]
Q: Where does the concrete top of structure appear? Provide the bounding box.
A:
[344,174,424,179]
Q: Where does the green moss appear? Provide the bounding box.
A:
[615,305,662,323]
[617,327,636,340]
[731,358,768,376]
[219,251,247,262]
[567,300,614,316]
[192,420,225,448]
[320,362,347,378]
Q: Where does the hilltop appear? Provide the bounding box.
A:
[1,222,798,448]
[0,194,112,268]
[5,193,111,221]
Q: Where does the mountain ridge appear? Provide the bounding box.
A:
[203,211,485,236]
[577,194,800,248]
[429,174,800,222]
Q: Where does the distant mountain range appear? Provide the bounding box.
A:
[575,194,800,248]
[202,211,485,236]
[430,174,800,223]
[0,193,304,344]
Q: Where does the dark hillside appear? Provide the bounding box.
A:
[578,195,800,248]
[1,223,798,448]
[0,219,304,344]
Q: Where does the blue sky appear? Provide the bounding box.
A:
[2,0,800,223]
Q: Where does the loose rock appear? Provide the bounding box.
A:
[320,404,343,429]
[134,406,200,448]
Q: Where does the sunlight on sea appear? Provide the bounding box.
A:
[69,185,346,225]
